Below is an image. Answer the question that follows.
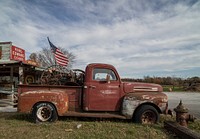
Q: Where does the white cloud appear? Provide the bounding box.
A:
[0,0,200,78]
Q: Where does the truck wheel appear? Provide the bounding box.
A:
[134,105,159,124]
[32,102,58,123]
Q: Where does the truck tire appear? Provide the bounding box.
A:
[134,105,159,124]
[32,102,58,123]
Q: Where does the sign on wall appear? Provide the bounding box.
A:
[10,45,25,62]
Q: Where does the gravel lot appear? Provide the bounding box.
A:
[0,106,17,112]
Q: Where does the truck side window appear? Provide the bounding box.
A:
[93,68,117,81]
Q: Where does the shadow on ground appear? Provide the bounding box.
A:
[0,112,132,124]
[0,112,33,122]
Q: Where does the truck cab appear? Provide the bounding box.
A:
[83,63,122,111]
[18,63,168,124]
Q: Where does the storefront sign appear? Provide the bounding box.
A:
[10,46,25,62]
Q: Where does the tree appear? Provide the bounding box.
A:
[29,53,37,62]
[183,77,200,91]
[30,47,75,69]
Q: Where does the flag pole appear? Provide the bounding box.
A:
[47,37,57,66]
[47,37,68,67]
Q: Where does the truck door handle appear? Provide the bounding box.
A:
[89,85,96,89]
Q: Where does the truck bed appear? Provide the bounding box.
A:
[18,84,83,112]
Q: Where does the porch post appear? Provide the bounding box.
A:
[10,66,14,93]
[19,66,24,84]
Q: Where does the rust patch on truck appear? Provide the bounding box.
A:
[122,92,168,119]
[20,90,63,96]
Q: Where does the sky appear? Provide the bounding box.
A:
[0,0,200,78]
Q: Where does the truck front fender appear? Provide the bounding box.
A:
[121,92,168,119]
[18,90,68,116]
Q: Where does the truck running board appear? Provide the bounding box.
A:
[62,111,127,119]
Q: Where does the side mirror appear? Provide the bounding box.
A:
[106,74,111,84]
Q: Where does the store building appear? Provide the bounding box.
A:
[0,42,43,100]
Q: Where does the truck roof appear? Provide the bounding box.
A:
[87,63,115,68]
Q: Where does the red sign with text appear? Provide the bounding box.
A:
[10,45,25,62]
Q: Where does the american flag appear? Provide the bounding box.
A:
[47,37,69,66]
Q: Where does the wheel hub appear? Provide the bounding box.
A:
[141,110,156,124]
[37,106,52,121]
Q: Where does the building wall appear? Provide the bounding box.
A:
[0,42,12,60]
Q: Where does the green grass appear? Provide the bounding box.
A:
[162,85,184,92]
[0,113,199,139]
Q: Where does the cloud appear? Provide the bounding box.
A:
[0,0,200,78]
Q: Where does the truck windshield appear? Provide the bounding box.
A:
[93,68,117,81]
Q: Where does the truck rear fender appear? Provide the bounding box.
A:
[31,99,69,116]
[31,100,69,116]
[31,101,58,115]
[121,92,168,119]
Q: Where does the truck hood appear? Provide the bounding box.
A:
[123,82,163,93]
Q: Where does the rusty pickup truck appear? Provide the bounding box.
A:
[18,63,168,124]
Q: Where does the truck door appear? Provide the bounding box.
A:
[84,68,121,111]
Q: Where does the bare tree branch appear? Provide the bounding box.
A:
[29,46,75,69]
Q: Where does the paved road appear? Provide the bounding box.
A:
[164,92,200,119]
[0,106,17,112]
